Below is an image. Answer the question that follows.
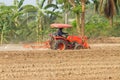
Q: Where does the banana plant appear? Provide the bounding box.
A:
[0,6,16,44]
[24,0,59,42]
[0,0,37,44]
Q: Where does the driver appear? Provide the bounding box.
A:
[57,28,68,36]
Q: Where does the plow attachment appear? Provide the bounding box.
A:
[23,41,50,49]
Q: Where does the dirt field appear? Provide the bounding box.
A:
[0,43,120,80]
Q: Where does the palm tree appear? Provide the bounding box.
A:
[68,0,88,36]
[81,0,86,36]
[93,0,120,27]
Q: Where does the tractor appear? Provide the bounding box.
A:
[49,23,90,50]
[23,23,90,50]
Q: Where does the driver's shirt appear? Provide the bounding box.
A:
[57,29,63,36]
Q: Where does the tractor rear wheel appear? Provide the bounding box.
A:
[74,44,83,50]
[53,40,67,50]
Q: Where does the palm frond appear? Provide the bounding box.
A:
[45,10,62,18]
[40,0,46,8]
[44,4,58,9]
[18,0,24,8]
[19,5,37,12]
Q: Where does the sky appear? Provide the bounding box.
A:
[0,0,36,5]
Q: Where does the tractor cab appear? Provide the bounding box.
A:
[50,23,72,37]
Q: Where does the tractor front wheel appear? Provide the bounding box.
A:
[53,40,67,50]
[74,44,83,50]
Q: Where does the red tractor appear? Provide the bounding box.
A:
[49,23,90,50]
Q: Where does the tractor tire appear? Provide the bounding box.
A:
[74,44,83,50]
[53,40,67,50]
[49,37,55,49]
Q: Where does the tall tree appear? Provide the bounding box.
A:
[81,0,86,36]
[68,0,81,35]
[93,0,120,27]
[68,0,90,36]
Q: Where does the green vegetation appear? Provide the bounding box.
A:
[0,0,120,44]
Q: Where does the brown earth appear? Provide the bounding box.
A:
[0,43,120,80]
[89,37,120,43]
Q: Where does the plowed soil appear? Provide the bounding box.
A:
[0,43,120,80]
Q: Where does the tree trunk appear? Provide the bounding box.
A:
[1,24,5,45]
[100,0,104,13]
[76,13,81,35]
[109,16,113,27]
[64,10,68,24]
[81,0,85,36]
[37,14,41,42]
[1,29,3,45]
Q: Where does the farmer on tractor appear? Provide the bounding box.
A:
[57,28,68,37]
